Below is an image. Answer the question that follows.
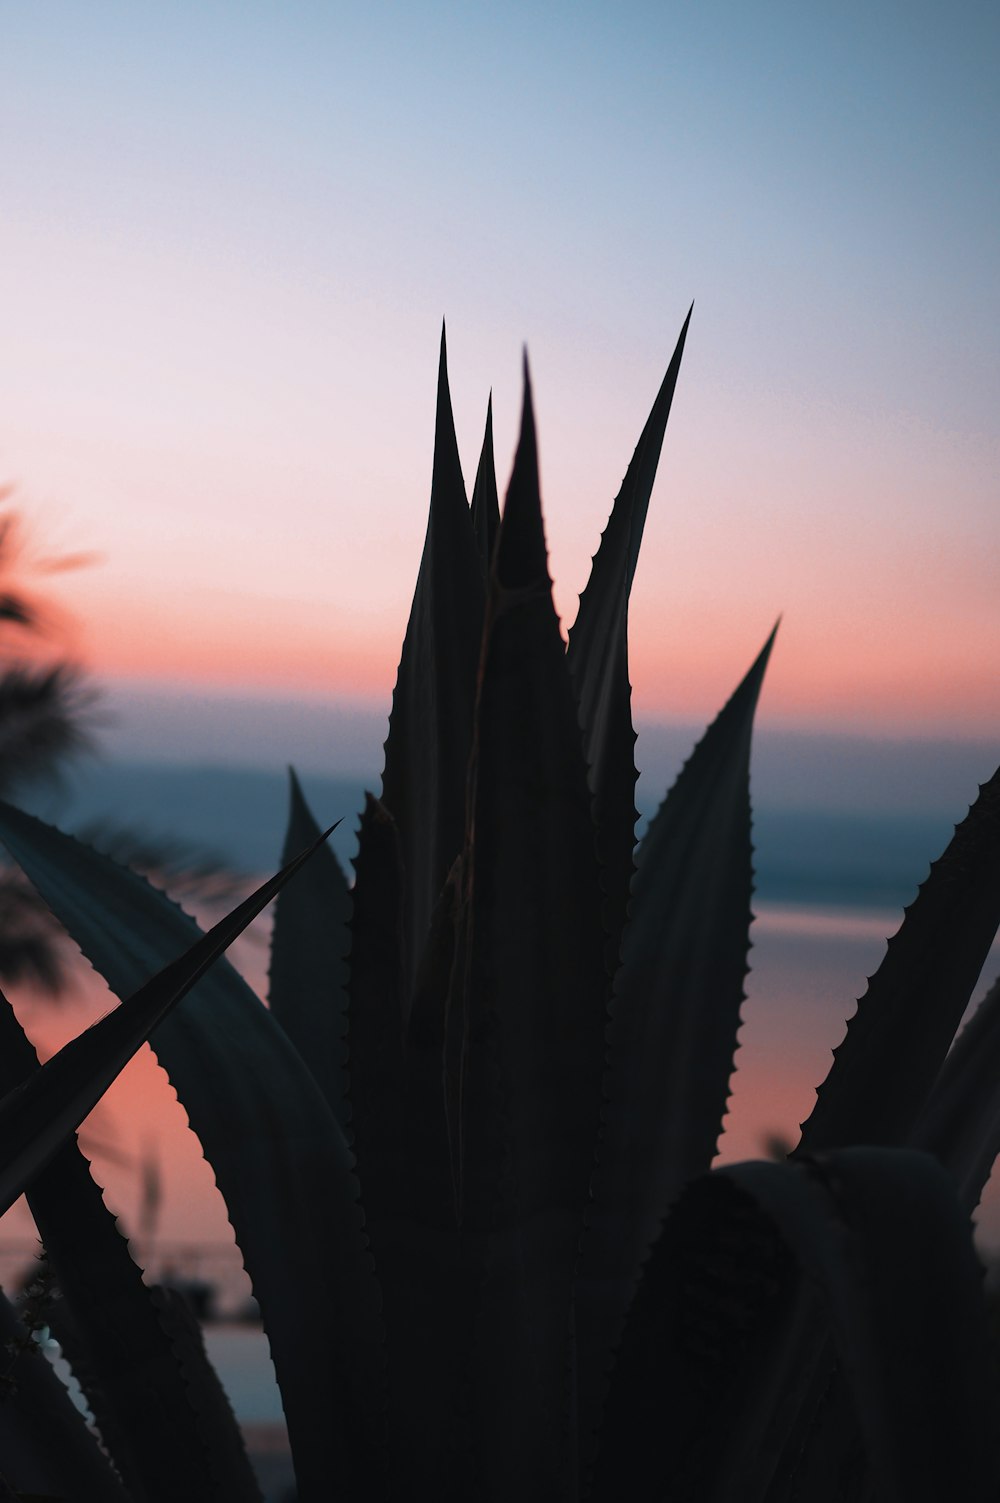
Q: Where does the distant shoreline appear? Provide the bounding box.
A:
[18,753,981,916]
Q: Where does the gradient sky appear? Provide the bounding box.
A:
[1,2,997,738]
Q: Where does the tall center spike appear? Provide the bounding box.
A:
[494,352,549,591]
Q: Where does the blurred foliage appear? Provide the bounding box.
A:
[0,495,99,993]
[0,490,247,996]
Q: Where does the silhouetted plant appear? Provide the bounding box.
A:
[0,493,249,1000]
[0,318,996,1501]
[0,495,98,992]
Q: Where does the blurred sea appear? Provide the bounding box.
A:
[17,756,975,916]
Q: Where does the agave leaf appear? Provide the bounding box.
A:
[592,1165,810,1503]
[0,1288,130,1501]
[451,358,609,1500]
[0,801,386,1503]
[470,393,500,577]
[776,1150,999,1502]
[0,991,260,1502]
[797,765,1000,1153]
[575,626,774,1477]
[0,805,330,1214]
[566,308,692,958]
[777,993,1000,1495]
[349,798,470,1495]
[147,1286,265,1499]
[909,972,1000,1215]
[381,324,485,990]
[268,767,351,1124]
[346,795,407,1228]
[48,1279,263,1503]
[594,1150,1000,1503]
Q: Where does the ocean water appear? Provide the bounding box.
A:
[204,1325,284,1426]
[18,757,973,915]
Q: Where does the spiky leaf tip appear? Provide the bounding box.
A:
[380,323,485,995]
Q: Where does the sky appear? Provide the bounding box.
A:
[1,1,998,746]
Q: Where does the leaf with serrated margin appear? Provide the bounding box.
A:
[575,626,774,1482]
[381,325,485,992]
[0,805,330,1212]
[147,1286,264,1499]
[594,1150,1000,1503]
[797,764,1000,1154]
[268,767,351,1124]
[0,1287,130,1501]
[567,309,692,960]
[0,801,386,1503]
[910,972,1000,1215]
[453,358,609,1501]
[471,393,500,577]
[347,795,407,1227]
[0,991,260,1502]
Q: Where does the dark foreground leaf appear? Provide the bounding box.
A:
[910,972,1000,1214]
[381,325,484,991]
[576,626,774,1478]
[352,808,470,1497]
[594,1150,1000,1503]
[0,802,386,1503]
[0,804,330,1214]
[0,1288,130,1501]
[798,765,1000,1153]
[0,992,260,1502]
[470,393,500,577]
[567,309,692,959]
[268,767,352,1124]
[453,359,609,1501]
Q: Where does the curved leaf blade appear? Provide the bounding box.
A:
[147,1287,265,1499]
[0,991,260,1502]
[268,767,351,1124]
[910,972,1000,1215]
[0,1288,131,1501]
[381,324,485,990]
[767,1150,999,1503]
[567,309,692,957]
[595,1150,1000,1503]
[576,626,775,1476]
[470,393,500,577]
[797,764,1000,1153]
[0,801,386,1503]
[0,802,331,1214]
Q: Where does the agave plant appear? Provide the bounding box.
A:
[0,314,997,1502]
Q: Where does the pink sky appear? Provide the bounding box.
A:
[1,6,996,743]
[38,367,997,740]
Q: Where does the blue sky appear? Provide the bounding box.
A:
[1,2,997,739]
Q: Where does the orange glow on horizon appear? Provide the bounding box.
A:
[70,587,403,703]
[72,589,999,740]
[42,521,997,742]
